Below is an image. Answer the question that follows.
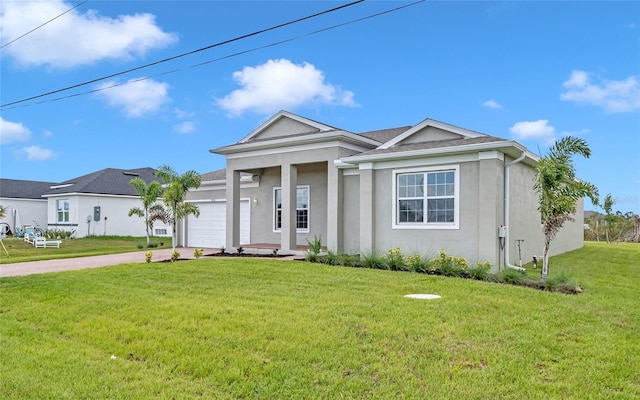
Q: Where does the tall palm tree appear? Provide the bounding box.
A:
[128,177,164,246]
[534,136,599,282]
[154,165,202,252]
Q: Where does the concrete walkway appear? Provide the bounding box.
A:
[0,248,205,278]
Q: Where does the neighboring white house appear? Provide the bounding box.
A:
[181,110,584,271]
[0,178,54,235]
[1,168,171,238]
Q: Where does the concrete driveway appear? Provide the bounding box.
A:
[0,248,204,278]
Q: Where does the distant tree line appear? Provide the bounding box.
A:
[584,194,640,243]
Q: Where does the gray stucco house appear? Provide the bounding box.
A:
[182,110,584,270]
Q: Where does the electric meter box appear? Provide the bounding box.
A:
[93,206,101,222]
[498,225,507,238]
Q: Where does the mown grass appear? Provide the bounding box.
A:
[0,236,171,264]
[0,242,638,399]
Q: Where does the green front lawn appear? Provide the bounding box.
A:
[0,236,171,264]
[0,242,638,399]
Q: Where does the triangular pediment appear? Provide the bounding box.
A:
[239,110,336,143]
[379,118,486,149]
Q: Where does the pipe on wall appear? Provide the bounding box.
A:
[503,151,527,272]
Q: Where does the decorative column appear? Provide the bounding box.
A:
[226,168,241,250]
[359,163,375,254]
[281,164,298,252]
[326,161,343,253]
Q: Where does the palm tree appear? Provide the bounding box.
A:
[534,136,599,283]
[128,177,164,246]
[602,193,615,243]
[153,165,202,252]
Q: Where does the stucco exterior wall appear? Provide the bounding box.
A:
[0,198,48,233]
[371,161,494,262]
[47,195,170,238]
[342,173,360,253]
[508,161,584,264]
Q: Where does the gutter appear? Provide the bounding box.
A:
[503,151,527,272]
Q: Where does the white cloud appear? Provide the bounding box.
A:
[560,70,640,113]
[217,59,357,116]
[22,145,54,161]
[482,99,502,109]
[173,121,195,134]
[174,108,195,119]
[0,117,31,144]
[510,120,556,144]
[95,78,170,117]
[0,0,176,68]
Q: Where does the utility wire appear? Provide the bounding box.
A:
[11,0,424,110]
[1,0,364,109]
[1,0,89,50]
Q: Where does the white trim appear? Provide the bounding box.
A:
[343,169,360,176]
[222,140,374,160]
[391,165,460,230]
[478,150,504,161]
[379,119,486,149]
[272,185,310,234]
[341,141,536,165]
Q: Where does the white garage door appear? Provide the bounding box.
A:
[187,200,250,248]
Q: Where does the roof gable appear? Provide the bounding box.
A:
[379,119,486,149]
[44,167,159,196]
[239,110,336,143]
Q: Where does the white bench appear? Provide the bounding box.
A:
[33,236,62,248]
[24,232,35,245]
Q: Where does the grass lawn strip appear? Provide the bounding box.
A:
[0,242,638,399]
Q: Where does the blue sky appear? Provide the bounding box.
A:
[1,1,639,213]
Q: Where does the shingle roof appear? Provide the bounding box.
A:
[44,167,160,196]
[359,126,412,143]
[200,169,226,181]
[353,135,508,157]
[0,178,57,200]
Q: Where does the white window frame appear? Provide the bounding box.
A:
[56,199,70,223]
[273,185,310,233]
[392,165,460,230]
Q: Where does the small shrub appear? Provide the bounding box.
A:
[236,247,244,255]
[137,243,144,249]
[305,252,318,263]
[307,235,323,256]
[193,248,204,259]
[385,248,406,271]
[405,254,428,273]
[147,242,158,248]
[470,261,492,280]
[338,253,360,268]
[145,251,152,264]
[428,250,469,277]
[322,250,338,266]
[544,270,570,292]
[171,250,180,262]
[499,268,526,285]
[219,247,226,255]
[361,252,386,270]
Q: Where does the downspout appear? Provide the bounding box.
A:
[503,151,527,271]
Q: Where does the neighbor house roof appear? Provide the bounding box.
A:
[43,168,159,197]
[0,178,57,200]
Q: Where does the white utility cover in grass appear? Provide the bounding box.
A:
[404,294,441,300]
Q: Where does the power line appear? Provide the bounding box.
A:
[0,0,365,109]
[1,0,89,50]
[10,0,424,110]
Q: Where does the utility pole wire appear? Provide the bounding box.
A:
[0,0,89,50]
[3,0,425,110]
[0,0,364,108]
